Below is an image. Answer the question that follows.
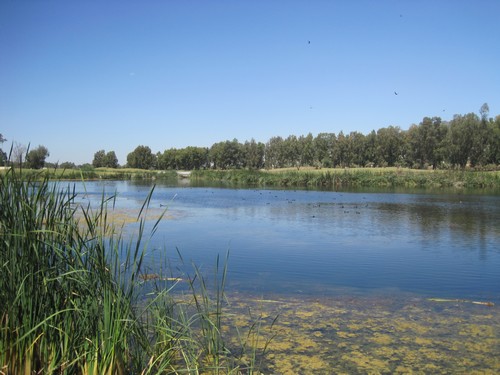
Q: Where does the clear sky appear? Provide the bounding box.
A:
[1,1,499,165]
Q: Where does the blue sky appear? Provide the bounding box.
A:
[1,1,499,165]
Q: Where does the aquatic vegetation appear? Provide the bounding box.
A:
[0,165,177,181]
[0,168,273,374]
[192,168,500,189]
[3,166,498,373]
[218,292,500,374]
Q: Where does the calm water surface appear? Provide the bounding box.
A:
[73,180,500,303]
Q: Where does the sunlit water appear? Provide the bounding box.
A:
[73,179,500,302]
[70,179,500,373]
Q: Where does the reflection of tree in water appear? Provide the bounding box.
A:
[375,199,499,259]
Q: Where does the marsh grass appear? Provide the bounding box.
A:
[192,168,500,189]
[0,166,177,181]
[0,167,272,374]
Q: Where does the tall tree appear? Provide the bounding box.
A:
[470,103,491,166]
[26,145,50,169]
[243,139,265,170]
[313,133,336,168]
[179,146,208,170]
[363,130,378,167]
[409,117,448,169]
[105,151,119,168]
[376,126,404,166]
[491,115,500,165]
[92,150,106,168]
[127,145,156,169]
[347,131,366,167]
[265,136,285,169]
[333,131,348,167]
[298,133,315,167]
[158,149,178,170]
[447,113,479,168]
[209,140,243,169]
[283,135,300,168]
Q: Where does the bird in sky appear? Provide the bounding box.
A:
[394,91,398,95]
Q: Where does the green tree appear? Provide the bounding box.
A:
[376,126,404,167]
[470,103,491,166]
[209,139,243,169]
[298,133,315,167]
[408,117,448,169]
[59,161,76,169]
[127,145,156,169]
[313,133,336,168]
[406,124,421,167]
[178,146,208,170]
[243,139,265,169]
[491,115,500,165]
[347,131,366,167]
[93,150,118,168]
[283,135,300,168]
[447,113,479,168]
[333,131,348,167]
[265,136,285,169]
[92,150,106,168]
[363,130,378,167]
[158,149,178,170]
[26,145,50,169]
[105,151,119,168]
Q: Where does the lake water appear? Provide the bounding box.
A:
[70,179,500,373]
[73,179,500,303]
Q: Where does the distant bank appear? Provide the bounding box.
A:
[1,166,499,190]
[190,167,500,190]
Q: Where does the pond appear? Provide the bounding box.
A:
[71,179,500,373]
[74,179,500,302]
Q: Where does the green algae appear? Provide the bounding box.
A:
[220,292,500,374]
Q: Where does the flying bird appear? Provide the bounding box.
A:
[394,91,398,95]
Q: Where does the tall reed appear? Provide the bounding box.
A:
[0,167,273,374]
[191,168,500,189]
[0,166,152,373]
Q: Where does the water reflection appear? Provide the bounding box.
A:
[69,180,500,302]
[67,179,500,373]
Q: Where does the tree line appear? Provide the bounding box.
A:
[0,135,51,169]
[2,104,498,170]
[122,104,499,171]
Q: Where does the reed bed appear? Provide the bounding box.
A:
[0,167,270,374]
[191,168,500,189]
[0,166,177,181]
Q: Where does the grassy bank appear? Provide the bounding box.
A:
[0,166,177,181]
[191,167,500,189]
[0,168,270,374]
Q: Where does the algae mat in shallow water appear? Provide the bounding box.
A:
[221,292,500,374]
